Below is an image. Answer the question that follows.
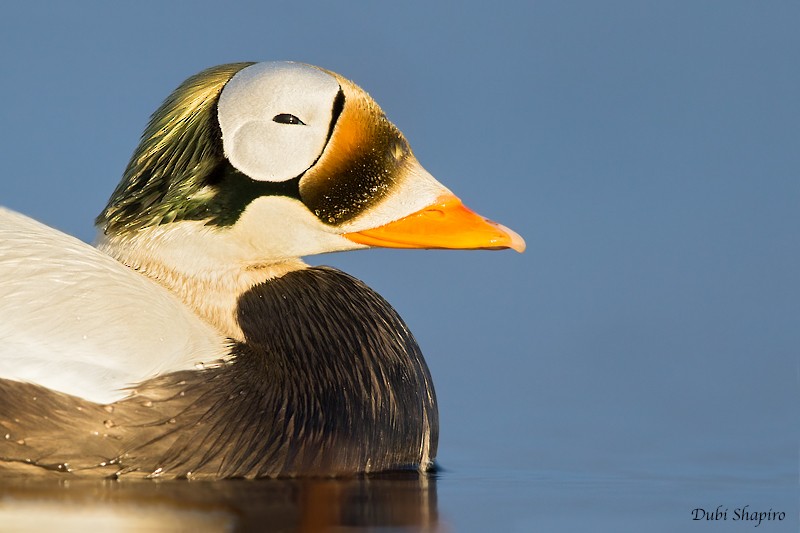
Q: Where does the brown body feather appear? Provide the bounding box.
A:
[0,267,437,479]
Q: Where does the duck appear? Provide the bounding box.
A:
[0,61,524,479]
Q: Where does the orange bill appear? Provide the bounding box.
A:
[343,195,526,252]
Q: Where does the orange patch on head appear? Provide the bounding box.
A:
[298,76,406,225]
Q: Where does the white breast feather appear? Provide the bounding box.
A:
[0,208,230,404]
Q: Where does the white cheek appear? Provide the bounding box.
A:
[228,120,327,182]
[232,196,364,261]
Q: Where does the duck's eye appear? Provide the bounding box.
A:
[273,113,305,125]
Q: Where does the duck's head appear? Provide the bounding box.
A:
[96,62,524,273]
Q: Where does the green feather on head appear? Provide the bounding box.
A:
[97,62,254,235]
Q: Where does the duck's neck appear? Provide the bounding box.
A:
[96,223,306,340]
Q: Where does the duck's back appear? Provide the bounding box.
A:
[0,208,228,405]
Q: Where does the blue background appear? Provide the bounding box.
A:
[1,2,797,531]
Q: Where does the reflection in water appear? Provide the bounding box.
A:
[0,472,438,532]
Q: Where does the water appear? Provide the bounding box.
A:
[0,473,436,532]
[438,466,796,532]
[0,460,795,532]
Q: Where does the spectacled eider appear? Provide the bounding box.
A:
[0,62,524,479]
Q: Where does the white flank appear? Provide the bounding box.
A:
[0,208,230,404]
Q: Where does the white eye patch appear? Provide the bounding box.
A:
[218,62,340,182]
